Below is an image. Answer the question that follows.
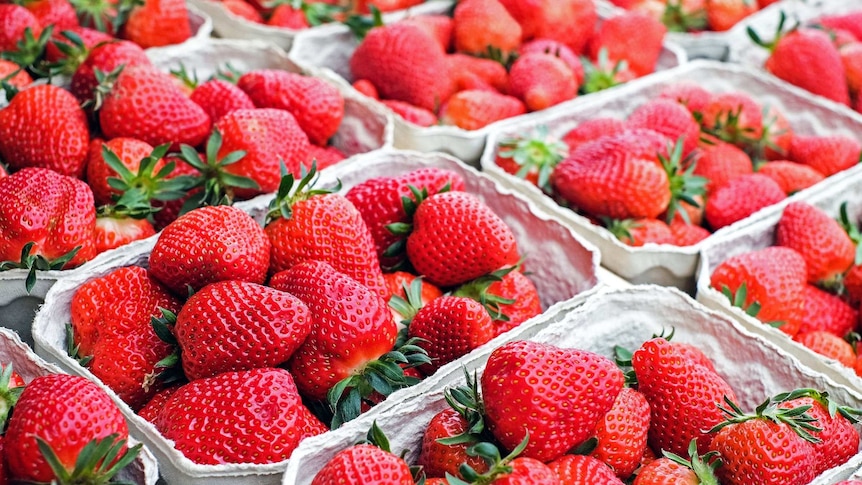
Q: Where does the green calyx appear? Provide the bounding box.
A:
[446,434,530,485]
[0,242,80,293]
[66,322,93,368]
[343,5,383,40]
[838,202,862,266]
[1,25,54,79]
[662,439,721,485]
[496,125,568,193]
[604,217,643,246]
[580,48,628,95]
[326,336,430,429]
[437,368,488,447]
[613,345,638,388]
[451,265,519,322]
[70,0,143,34]
[37,433,142,485]
[149,307,186,387]
[701,104,761,151]
[771,388,862,424]
[169,63,199,90]
[214,62,243,84]
[382,182,451,270]
[708,394,822,443]
[43,30,98,77]
[661,1,707,33]
[86,64,124,111]
[661,138,707,225]
[265,160,338,224]
[0,363,24,429]
[481,45,518,71]
[719,283,785,328]
[746,11,797,54]
[179,128,258,214]
[388,277,426,329]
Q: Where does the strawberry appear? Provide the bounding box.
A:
[0,5,41,52]
[607,218,674,247]
[704,173,785,230]
[237,69,344,146]
[841,43,862,97]
[93,215,155,253]
[706,0,755,31]
[22,0,78,32]
[699,92,764,147]
[691,140,753,194]
[787,134,861,177]
[798,284,857,337]
[439,90,526,130]
[0,85,89,177]
[448,53,510,93]
[382,99,438,127]
[627,99,700,155]
[482,340,623,462]
[350,22,454,112]
[795,331,856,367]
[658,82,711,114]
[406,191,520,288]
[759,104,794,160]
[5,374,134,483]
[44,26,112,63]
[122,0,190,47]
[385,271,442,324]
[153,368,327,464]
[305,143,345,170]
[136,383,181,423]
[508,52,577,112]
[519,39,583,84]
[0,168,96,282]
[418,408,488,479]
[0,364,24,430]
[547,455,623,484]
[312,443,413,485]
[189,78,256,123]
[70,265,180,409]
[756,160,824,194]
[0,59,31,87]
[400,14,453,52]
[589,12,667,78]
[501,0,596,53]
[495,126,568,191]
[264,166,388,299]
[589,388,650,479]
[632,440,720,485]
[222,0,263,22]
[85,137,161,206]
[345,167,465,270]
[352,78,379,99]
[817,12,862,42]
[710,246,807,336]
[561,118,626,152]
[149,205,271,295]
[69,39,151,102]
[776,201,855,284]
[453,0,521,58]
[457,268,541,335]
[173,280,312,380]
[670,220,710,246]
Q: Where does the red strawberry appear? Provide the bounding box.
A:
[137,384,181,423]
[0,167,95,273]
[305,143,345,170]
[0,85,89,177]
[658,82,711,114]
[237,70,344,146]
[795,331,856,367]
[776,201,855,284]
[22,0,77,32]
[264,167,388,299]
[670,220,710,246]
[627,99,700,155]
[350,22,454,111]
[174,280,312,380]
[589,12,666,78]
[382,99,438,127]
[0,59,31,87]
[407,191,520,288]
[704,173,785,230]
[400,14,453,52]
[460,268,541,335]
[841,43,862,97]
[385,271,442,323]
[757,160,824,194]
[508,52,577,112]
[69,39,151,102]
[710,246,807,336]
[692,141,753,194]
[519,39,583,84]
[706,0,756,31]
[153,368,326,464]
[632,440,720,485]
[44,26,112,63]
[632,338,737,457]
[222,0,263,22]
[482,340,623,462]
[500,0,596,53]
[351,78,379,99]
[760,104,794,160]
[547,455,623,484]
[798,284,857,337]
[70,265,180,409]
[700,92,764,146]
[417,408,488,479]
[122,0,190,47]
[448,53,510,93]
[0,5,41,52]
[440,90,526,130]
[85,137,161,206]
[495,126,569,191]
[93,215,155,254]
[5,374,131,483]
[788,134,861,177]
[266,4,308,28]
[561,118,626,152]
[607,218,674,246]
[150,154,199,231]
[589,388,650,479]
[781,392,861,475]
[149,205,271,295]
[312,443,413,485]
[189,78,256,123]
[453,0,522,57]
[818,12,862,42]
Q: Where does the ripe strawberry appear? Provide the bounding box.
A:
[5,374,132,483]
[382,99,438,127]
[500,0,596,53]
[352,78,379,99]
[607,218,674,246]
[757,160,824,194]
[0,5,41,52]
[407,191,520,288]
[453,0,522,57]
[495,126,569,191]
[69,39,151,102]
[85,137,161,206]
[704,173,785,230]
[93,215,155,254]
[0,84,89,177]
[137,383,181,423]
[153,368,326,464]
[632,440,720,485]
[658,82,711,114]
[237,69,344,146]
[99,65,211,150]
[264,166,388,299]
[758,104,794,160]
[508,52,577,112]
[841,43,862,97]
[788,134,861,177]
[350,22,454,112]
[385,271,442,324]
[71,265,180,409]
[418,408,488,479]
[221,0,262,22]
[189,78,256,123]
[547,455,623,484]
[519,39,583,84]
[312,443,413,485]
[345,167,465,270]
[0,59,31,87]
[798,284,857,337]
[22,0,77,32]
[459,268,541,335]
[482,340,623,462]
[589,388,650,479]
[589,12,667,78]
[122,0,190,47]
[817,12,862,42]
[844,263,862,306]
[305,143,345,170]
[706,0,755,31]
[561,118,626,152]
[710,246,807,336]
[776,201,855,284]
[795,331,856,367]
[0,168,96,276]
[670,220,710,246]
[440,90,526,130]
[692,140,753,194]
[627,99,700,155]
[448,53,510,93]
[44,26,112,63]
[149,205,271,295]
[700,92,764,147]
[400,14,453,52]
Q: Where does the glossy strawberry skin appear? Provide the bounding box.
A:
[153,368,327,465]
[756,161,824,195]
[85,137,160,206]
[483,270,542,335]
[5,375,129,482]
[590,388,650,479]
[70,40,151,103]
[311,444,413,485]
[589,11,666,78]
[439,90,527,130]
[632,338,738,457]
[561,118,627,152]
[407,191,519,288]
[627,99,700,155]
[704,174,785,230]
[632,457,698,484]
[93,216,155,255]
[122,0,191,48]
[547,454,624,484]
[189,79,255,123]
[270,261,396,401]
[481,340,623,462]
[794,331,856,367]
[0,85,89,177]
[507,53,577,112]
[71,266,181,410]
[0,59,32,88]
[175,280,313,380]
[0,5,42,52]
[149,205,271,296]
[798,284,857,337]
[137,384,181,423]
[766,28,850,106]
[700,92,764,144]
[775,201,855,284]
[417,409,488,479]
[0,167,96,267]
[453,0,522,57]
[788,134,861,177]
[491,457,562,485]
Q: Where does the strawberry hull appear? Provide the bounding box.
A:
[282,285,862,485]
[287,1,687,165]
[31,150,601,484]
[0,327,160,485]
[480,60,862,293]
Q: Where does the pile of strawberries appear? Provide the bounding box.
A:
[214,0,424,29]
[0,364,141,483]
[65,165,544,465]
[312,337,862,485]
[711,201,862,378]
[749,9,862,113]
[609,0,775,32]
[492,83,862,247]
[346,0,668,130]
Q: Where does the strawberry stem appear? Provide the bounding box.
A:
[37,434,141,485]
[0,242,81,293]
